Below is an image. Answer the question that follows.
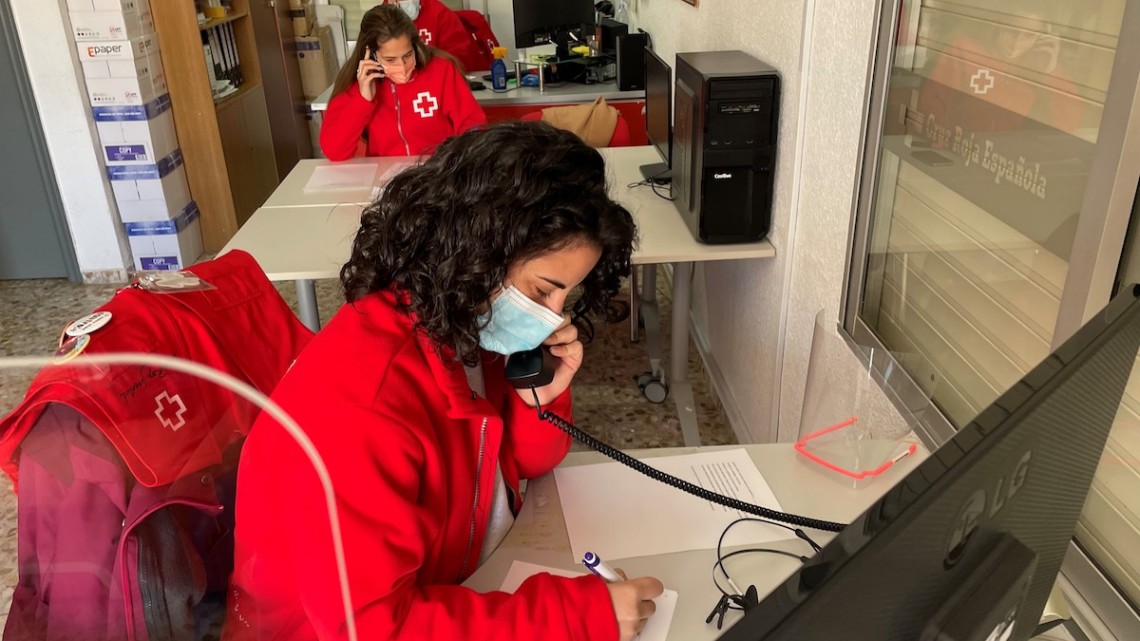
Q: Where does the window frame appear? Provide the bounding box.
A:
[840,0,1140,637]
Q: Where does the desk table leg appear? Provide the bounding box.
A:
[296,279,322,332]
[670,262,701,447]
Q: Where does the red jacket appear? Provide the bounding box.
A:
[0,250,313,641]
[415,0,486,73]
[320,56,486,160]
[224,291,617,641]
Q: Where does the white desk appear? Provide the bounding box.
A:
[463,444,927,640]
[223,147,775,445]
[310,79,643,111]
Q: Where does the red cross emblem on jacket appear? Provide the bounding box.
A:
[414,91,439,118]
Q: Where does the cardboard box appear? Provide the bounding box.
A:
[125,202,203,272]
[93,94,178,165]
[289,0,316,37]
[70,9,155,41]
[66,0,151,16]
[83,52,166,105]
[85,72,166,106]
[76,32,159,62]
[107,149,193,222]
[296,25,337,101]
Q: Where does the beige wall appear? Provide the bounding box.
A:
[631,0,881,442]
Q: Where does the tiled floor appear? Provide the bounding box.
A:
[0,277,1095,641]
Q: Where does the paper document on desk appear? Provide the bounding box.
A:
[555,449,788,560]
[303,164,378,192]
[499,561,678,641]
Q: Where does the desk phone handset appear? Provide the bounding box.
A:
[504,346,558,388]
[501,347,845,534]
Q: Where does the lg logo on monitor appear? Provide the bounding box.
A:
[944,449,1032,568]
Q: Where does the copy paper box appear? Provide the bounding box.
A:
[289,0,316,36]
[83,55,166,106]
[107,149,192,222]
[94,94,178,165]
[296,25,337,100]
[126,202,203,272]
[76,33,159,62]
[66,0,151,17]
[70,9,154,41]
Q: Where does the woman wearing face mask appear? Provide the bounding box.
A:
[226,121,662,641]
[320,4,485,160]
[385,0,486,73]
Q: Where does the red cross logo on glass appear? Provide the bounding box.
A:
[413,91,439,118]
[969,68,995,95]
[154,391,188,432]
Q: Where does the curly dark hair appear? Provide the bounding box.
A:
[340,120,638,365]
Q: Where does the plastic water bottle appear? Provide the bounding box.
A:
[490,47,508,92]
[614,0,630,26]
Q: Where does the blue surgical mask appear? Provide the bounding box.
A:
[398,0,421,20]
[477,285,565,355]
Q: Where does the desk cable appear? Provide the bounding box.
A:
[705,517,822,629]
[527,387,846,533]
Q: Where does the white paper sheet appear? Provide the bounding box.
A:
[554,449,789,561]
[499,561,678,641]
[365,160,417,202]
[302,164,378,192]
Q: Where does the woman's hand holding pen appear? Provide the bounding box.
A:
[357,47,385,101]
[606,569,665,641]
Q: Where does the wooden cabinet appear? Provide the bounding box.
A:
[151,0,279,252]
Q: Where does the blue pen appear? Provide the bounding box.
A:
[583,551,623,583]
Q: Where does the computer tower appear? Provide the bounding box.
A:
[672,51,779,243]
[615,33,648,91]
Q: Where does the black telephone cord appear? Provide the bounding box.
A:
[530,393,845,532]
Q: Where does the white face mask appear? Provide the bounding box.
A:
[398,0,421,20]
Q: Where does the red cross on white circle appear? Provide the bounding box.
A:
[154,391,187,432]
[419,28,432,45]
[413,91,439,118]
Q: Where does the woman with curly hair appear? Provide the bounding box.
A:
[226,121,662,641]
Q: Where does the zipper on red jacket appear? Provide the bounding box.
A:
[391,82,411,156]
[119,497,223,641]
[457,417,488,580]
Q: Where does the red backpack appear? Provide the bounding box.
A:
[456,10,499,72]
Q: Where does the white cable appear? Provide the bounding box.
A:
[0,354,359,641]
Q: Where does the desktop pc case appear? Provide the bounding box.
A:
[673,51,779,244]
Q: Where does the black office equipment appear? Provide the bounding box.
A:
[616,32,648,92]
[714,285,1140,641]
[673,51,779,243]
[598,17,628,53]
[640,46,671,181]
[512,0,595,59]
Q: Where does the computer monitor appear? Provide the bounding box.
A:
[512,0,595,60]
[640,47,671,182]
[719,284,1140,641]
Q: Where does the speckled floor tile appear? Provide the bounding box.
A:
[0,271,734,629]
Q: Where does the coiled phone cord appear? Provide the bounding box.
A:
[529,389,846,533]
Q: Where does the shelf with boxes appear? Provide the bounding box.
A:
[150,0,277,252]
[69,0,204,271]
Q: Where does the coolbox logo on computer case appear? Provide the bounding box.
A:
[944,450,1032,568]
[713,172,733,180]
